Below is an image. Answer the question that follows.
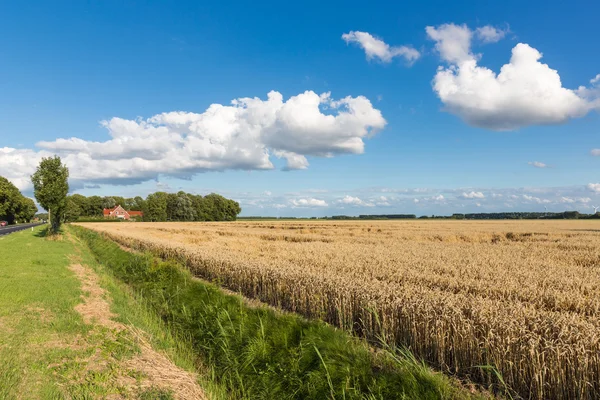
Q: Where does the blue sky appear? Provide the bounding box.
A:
[1,0,599,216]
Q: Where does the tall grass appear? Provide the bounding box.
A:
[72,225,482,400]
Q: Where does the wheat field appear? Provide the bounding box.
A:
[78,220,600,399]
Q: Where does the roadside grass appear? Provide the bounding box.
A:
[0,226,218,399]
[73,225,490,400]
[0,226,91,398]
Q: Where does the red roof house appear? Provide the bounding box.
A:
[103,205,143,220]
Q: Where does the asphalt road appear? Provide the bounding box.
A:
[0,223,45,236]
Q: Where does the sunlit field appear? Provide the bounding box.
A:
[78,220,600,399]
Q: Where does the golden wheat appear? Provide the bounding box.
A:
[77,220,600,399]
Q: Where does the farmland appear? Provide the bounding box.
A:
[78,220,600,399]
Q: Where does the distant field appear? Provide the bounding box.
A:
[78,220,600,399]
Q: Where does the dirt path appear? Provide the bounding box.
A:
[67,238,206,399]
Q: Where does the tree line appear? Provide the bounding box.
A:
[2,155,241,234]
[0,176,37,224]
[65,191,241,222]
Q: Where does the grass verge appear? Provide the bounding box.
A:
[0,225,221,399]
[72,225,489,400]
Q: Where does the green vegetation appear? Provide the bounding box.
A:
[64,191,242,222]
[0,226,223,399]
[0,226,94,397]
[0,176,37,224]
[73,225,486,400]
[31,156,69,233]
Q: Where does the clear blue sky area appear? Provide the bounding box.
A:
[1,1,599,216]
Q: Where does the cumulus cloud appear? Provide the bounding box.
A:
[375,196,391,206]
[337,195,374,207]
[560,196,591,204]
[426,24,473,64]
[587,183,600,193]
[426,23,600,130]
[342,31,420,64]
[460,191,485,199]
[290,198,328,208]
[2,90,385,190]
[528,161,548,168]
[523,194,551,204]
[273,150,309,170]
[475,25,508,43]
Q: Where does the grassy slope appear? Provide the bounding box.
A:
[73,225,489,400]
[0,226,222,399]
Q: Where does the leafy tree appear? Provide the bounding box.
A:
[64,196,82,222]
[166,193,178,221]
[0,176,23,224]
[176,192,196,221]
[86,196,104,217]
[133,196,146,211]
[16,197,37,223]
[112,196,126,208]
[102,196,116,209]
[0,176,37,224]
[31,156,69,234]
[69,194,89,214]
[144,192,168,221]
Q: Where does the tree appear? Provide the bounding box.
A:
[102,196,116,209]
[0,176,23,224]
[31,156,69,234]
[133,196,146,211]
[64,196,82,222]
[69,194,89,215]
[16,197,37,223]
[0,176,37,224]
[86,196,104,217]
[144,192,168,221]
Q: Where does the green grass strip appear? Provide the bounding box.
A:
[72,225,485,400]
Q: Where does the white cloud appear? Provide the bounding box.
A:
[528,161,548,168]
[375,196,390,206]
[342,31,420,64]
[587,183,600,193]
[2,90,385,190]
[426,23,473,64]
[337,195,374,207]
[427,23,600,130]
[523,194,551,204]
[560,196,591,204]
[460,191,485,199]
[475,25,508,43]
[290,198,328,208]
[591,149,600,156]
[0,147,46,191]
[273,150,309,170]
